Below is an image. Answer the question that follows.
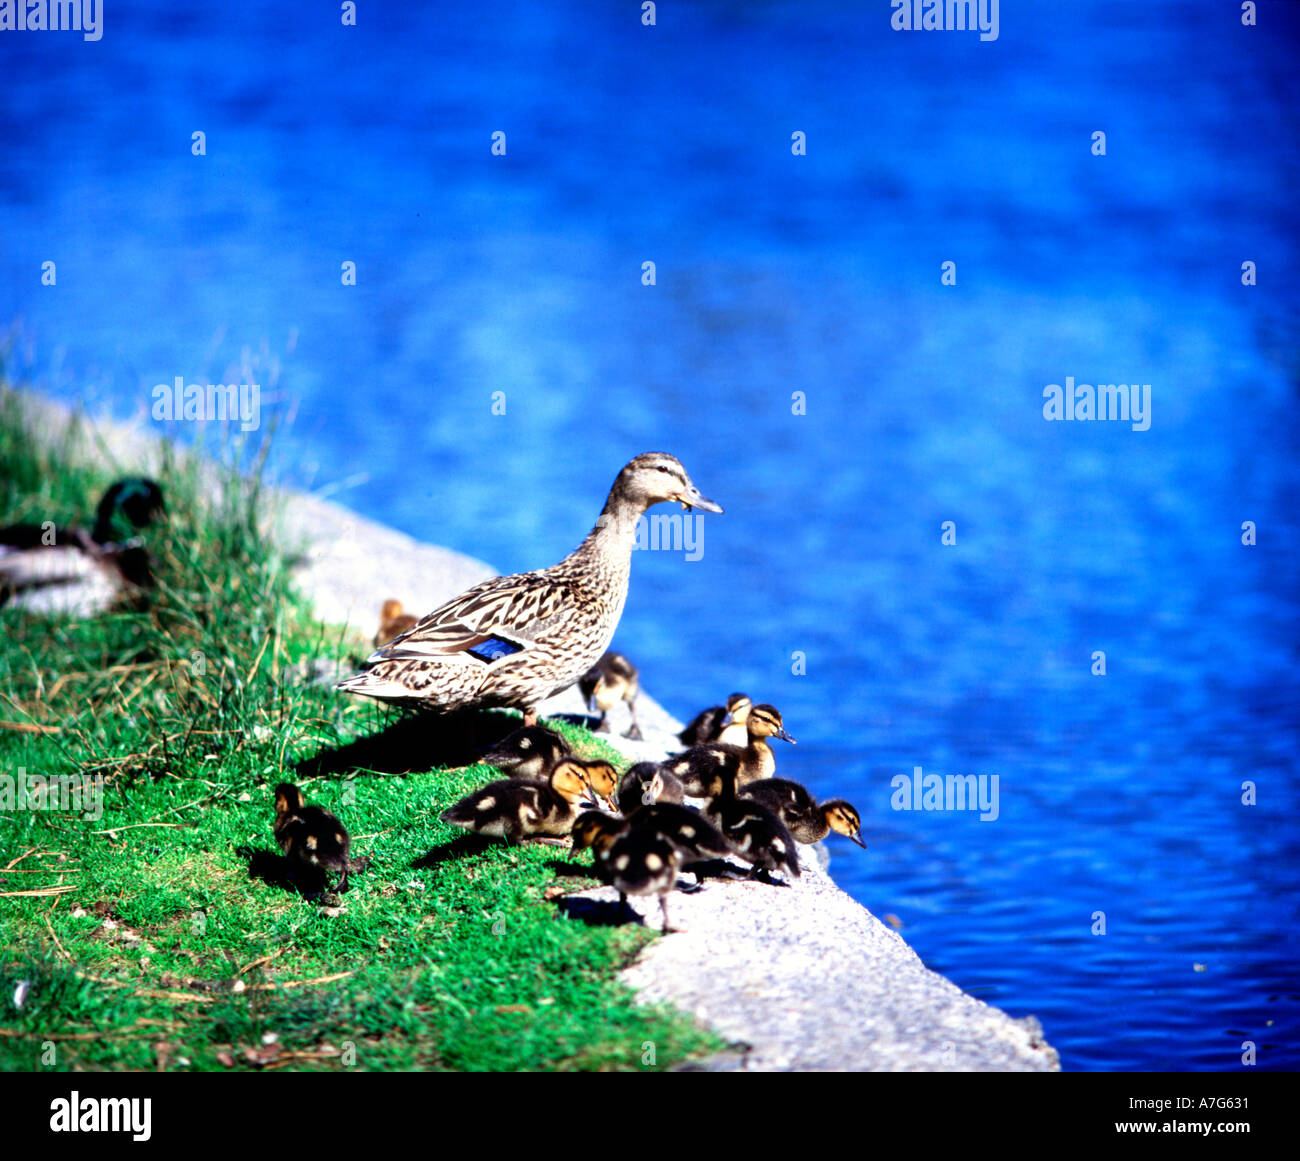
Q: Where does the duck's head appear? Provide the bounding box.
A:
[570,810,625,855]
[746,704,795,744]
[823,800,866,848]
[93,478,165,544]
[273,782,305,817]
[551,758,600,807]
[721,693,752,727]
[604,453,723,517]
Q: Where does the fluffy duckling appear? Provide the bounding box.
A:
[615,761,685,815]
[374,599,418,648]
[663,703,795,795]
[627,802,733,885]
[570,812,684,931]
[698,766,801,882]
[480,723,571,780]
[0,477,165,616]
[677,691,750,747]
[440,760,594,844]
[578,650,643,740]
[273,782,353,894]
[740,779,867,848]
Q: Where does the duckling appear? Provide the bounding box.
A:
[0,477,165,617]
[570,812,684,931]
[662,703,795,795]
[578,650,643,740]
[740,779,867,848]
[628,802,733,885]
[677,691,750,747]
[698,765,801,882]
[440,759,594,844]
[272,782,353,894]
[374,599,418,647]
[480,723,571,780]
[616,761,685,815]
[337,453,722,726]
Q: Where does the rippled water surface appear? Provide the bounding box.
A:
[2,1,1298,1070]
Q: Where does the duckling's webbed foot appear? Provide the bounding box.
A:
[622,723,644,741]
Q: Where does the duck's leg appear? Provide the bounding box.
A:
[659,895,678,933]
[623,695,643,741]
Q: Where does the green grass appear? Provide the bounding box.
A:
[0,382,721,1071]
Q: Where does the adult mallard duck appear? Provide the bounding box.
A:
[337,454,722,724]
[0,477,165,617]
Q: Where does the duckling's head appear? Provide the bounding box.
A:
[604,453,723,517]
[579,759,619,809]
[380,598,405,621]
[482,725,568,772]
[823,800,866,848]
[570,810,625,855]
[746,704,795,744]
[551,758,599,806]
[273,782,305,817]
[721,694,752,727]
[93,478,165,543]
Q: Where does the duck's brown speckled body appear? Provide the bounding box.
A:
[337,455,722,725]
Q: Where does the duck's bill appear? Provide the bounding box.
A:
[679,489,723,514]
[776,729,797,744]
[848,833,867,849]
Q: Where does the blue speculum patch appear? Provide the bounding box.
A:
[465,636,524,664]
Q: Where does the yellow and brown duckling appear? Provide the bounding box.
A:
[568,756,619,812]
[663,703,795,795]
[570,810,686,931]
[739,779,866,848]
[578,650,643,740]
[374,599,419,648]
[272,782,353,894]
[615,761,685,815]
[677,691,750,747]
[440,759,595,844]
[0,477,165,617]
[480,723,572,781]
[697,765,801,882]
[337,453,722,726]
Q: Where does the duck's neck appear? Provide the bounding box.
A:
[745,737,775,778]
[569,494,644,564]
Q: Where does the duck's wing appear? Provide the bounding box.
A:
[361,570,582,666]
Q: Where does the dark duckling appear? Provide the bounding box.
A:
[677,691,750,747]
[616,761,685,815]
[480,723,571,781]
[440,759,594,844]
[273,782,353,894]
[578,650,643,740]
[740,779,867,847]
[570,811,684,931]
[698,765,801,882]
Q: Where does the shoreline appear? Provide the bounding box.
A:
[6,388,1059,1071]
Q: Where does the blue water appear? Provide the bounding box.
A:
[2,1,1298,1071]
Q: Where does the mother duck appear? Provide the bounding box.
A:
[336,453,722,724]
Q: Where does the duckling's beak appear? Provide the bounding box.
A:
[720,712,734,727]
[776,728,796,744]
[848,832,867,849]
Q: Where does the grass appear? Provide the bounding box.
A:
[0,382,722,1071]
